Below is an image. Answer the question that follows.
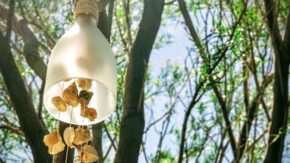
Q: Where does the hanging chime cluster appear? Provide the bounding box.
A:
[42,0,117,162]
[43,78,98,162]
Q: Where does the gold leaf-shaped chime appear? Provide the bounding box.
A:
[51,96,67,112]
[73,127,91,145]
[43,131,65,155]
[63,82,79,107]
[77,78,92,90]
[78,145,99,162]
[63,127,75,148]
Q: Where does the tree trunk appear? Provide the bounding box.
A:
[0,31,51,162]
[264,50,289,162]
[114,0,164,162]
[263,0,290,162]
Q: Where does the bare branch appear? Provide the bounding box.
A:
[0,125,23,135]
[236,74,273,161]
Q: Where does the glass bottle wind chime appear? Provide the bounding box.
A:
[42,0,117,162]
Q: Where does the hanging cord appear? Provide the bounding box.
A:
[52,106,62,163]
[84,84,93,163]
[80,102,86,162]
[65,79,75,163]
[53,80,64,163]
[53,81,66,163]
[64,105,74,163]
[73,0,101,22]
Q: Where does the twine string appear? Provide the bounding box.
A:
[64,105,74,163]
[65,79,76,163]
[74,0,101,21]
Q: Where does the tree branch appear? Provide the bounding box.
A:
[263,0,283,55]
[5,0,15,41]
[236,74,273,161]
[0,125,23,136]
[0,31,51,162]
[0,4,47,80]
[122,0,133,47]
[177,0,204,55]
[283,3,290,63]
[263,0,290,162]
[107,0,115,41]
[177,82,205,163]
[210,79,237,158]
[92,123,104,163]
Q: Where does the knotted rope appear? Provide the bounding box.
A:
[74,0,101,21]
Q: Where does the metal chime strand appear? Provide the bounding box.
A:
[74,0,101,22]
[65,80,80,163]
[79,83,93,163]
[81,100,86,162]
[53,81,65,163]
[84,86,93,163]
[64,105,74,163]
[52,108,61,163]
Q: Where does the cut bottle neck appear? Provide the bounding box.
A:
[75,14,98,26]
